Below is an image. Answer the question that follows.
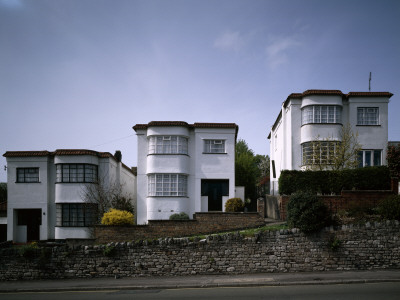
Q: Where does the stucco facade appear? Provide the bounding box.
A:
[3,150,136,242]
[133,121,238,224]
[268,90,393,195]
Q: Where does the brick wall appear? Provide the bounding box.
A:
[95,212,265,244]
[1,221,399,280]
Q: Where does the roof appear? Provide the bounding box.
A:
[268,89,393,139]
[3,149,135,175]
[133,121,239,133]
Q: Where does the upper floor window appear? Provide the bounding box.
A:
[56,164,98,183]
[302,141,339,166]
[358,150,382,167]
[204,140,225,153]
[148,136,188,154]
[357,107,379,125]
[301,105,342,125]
[17,168,39,183]
[148,174,188,197]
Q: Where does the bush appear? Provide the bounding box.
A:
[378,195,400,220]
[225,198,245,212]
[19,242,39,259]
[103,245,116,257]
[111,196,134,214]
[287,192,331,233]
[101,209,134,225]
[169,212,190,220]
[279,166,391,195]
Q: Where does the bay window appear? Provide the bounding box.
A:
[148,174,188,197]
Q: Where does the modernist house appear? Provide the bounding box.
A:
[268,90,393,195]
[3,149,136,243]
[133,121,238,224]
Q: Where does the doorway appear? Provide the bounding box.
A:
[201,180,229,211]
[17,209,41,241]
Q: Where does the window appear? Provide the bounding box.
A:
[358,150,382,167]
[16,168,39,183]
[301,105,342,125]
[357,107,379,125]
[148,174,188,197]
[56,164,97,183]
[204,140,225,153]
[302,141,339,166]
[148,136,188,154]
[56,203,97,227]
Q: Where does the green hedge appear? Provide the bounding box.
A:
[278,166,391,195]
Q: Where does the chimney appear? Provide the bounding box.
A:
[114,150,122,162]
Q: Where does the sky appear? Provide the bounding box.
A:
[1,0,400,182]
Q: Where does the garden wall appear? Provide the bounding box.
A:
[95,212,265,244]
[1,221,399,280]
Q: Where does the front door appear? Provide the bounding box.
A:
[201,180,229,211]
[17,209,41,242]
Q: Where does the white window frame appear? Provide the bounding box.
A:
[301,105,342,125]
[358,149,382,167]
[357,107,379,125]
[148,174,188,197]
[204,139,226,153]
[301,141,339,166]
[148,136,188,154]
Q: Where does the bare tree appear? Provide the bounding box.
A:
[303,124,362,171]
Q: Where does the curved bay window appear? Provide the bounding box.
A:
[148,136,188,154]
[148,174,188,197]
[302,141,339,166]
[302,105,342,125]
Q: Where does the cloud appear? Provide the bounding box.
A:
[266,37,300,69]
[214,31,244,51]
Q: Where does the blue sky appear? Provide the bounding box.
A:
[1,0,399,182]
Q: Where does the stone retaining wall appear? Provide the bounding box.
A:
[1,221,399,280]
[95,212,265,244]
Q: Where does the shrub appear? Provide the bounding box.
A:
[111,196,134,214]
[225,198,245,212]
[101,208,134,225]
[287,192,331,233]
[19,242,39,259]
[103,245,116,257]
[169,212,190,220]
[378,195,400,220]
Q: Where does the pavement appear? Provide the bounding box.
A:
[0,270,399,293]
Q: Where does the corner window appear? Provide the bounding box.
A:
[358,150,382,167]
[16,168,39,183]
[148,136,188,154]
[204,140,225,153]
[301,105,342,125]
[56,164,98,183]
[357,107,379,125]
[148,174,188,197]
[302,141,339,166]
[56,203,97,227]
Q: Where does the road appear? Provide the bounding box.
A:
[1,282,400,300]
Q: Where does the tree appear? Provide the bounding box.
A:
[387,144,400,178]
[304,124,362,171]
[254,154,270,196]
[80,177,135,224]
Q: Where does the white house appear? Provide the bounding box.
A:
[3,149,136,243]
[268,90,393,195]
[133,121,238,224]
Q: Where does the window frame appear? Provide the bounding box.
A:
[203,139,226,154]
[148,174,188,197]
[358,149,382,167]
[301,105,342,125]
[148,135,188,155]
[16,167,39,183]
[56,203,97,227]
[56,164,98,183]
[301,141,339,166]
[357,107,379,126]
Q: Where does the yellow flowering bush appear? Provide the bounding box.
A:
[101,208,134,225]
[225,198,244,212]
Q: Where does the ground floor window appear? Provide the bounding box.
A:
[56,203,97,227]
[358,150,382,167]
[302,141,339,166]
[148,174,188,196]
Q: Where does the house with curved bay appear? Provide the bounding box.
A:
[133,121,239,224]
[3,150,136,243]
[268,90,393,195]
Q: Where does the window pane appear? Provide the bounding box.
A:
[62,165,70,182]
[365,151,372,166]
[373,150,381,166]
[321,107,328,123]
